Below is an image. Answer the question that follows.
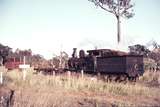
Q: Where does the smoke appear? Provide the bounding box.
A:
[77,35,135,53]
[78,38,113,50]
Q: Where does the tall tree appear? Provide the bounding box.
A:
[89,0,134,43]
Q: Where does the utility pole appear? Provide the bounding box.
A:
[59,44,63,69]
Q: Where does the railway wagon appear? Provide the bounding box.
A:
[4,57,23,70]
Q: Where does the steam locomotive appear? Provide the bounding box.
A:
[68,48,144,81]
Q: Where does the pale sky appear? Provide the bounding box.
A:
[0,0,160,59]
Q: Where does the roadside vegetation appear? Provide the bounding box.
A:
[2,69,160,107]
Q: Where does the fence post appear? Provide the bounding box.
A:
[0,66,6,85]
[19,56,30,81]
[67,71,71,79]
[0,71,3,84]
[53,71,55,76]
[81,69,84,79]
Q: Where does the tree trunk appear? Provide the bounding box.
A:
[117,16,121,43]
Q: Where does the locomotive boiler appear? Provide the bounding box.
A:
[68,48,144,81]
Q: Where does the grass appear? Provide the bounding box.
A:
[1,69,160,107]
[4,70,159,97]
[139,70,160,84]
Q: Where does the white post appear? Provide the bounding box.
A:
[19,56,30,81]
[23,56,26,81]
[53,71,55,76]
[81,69,84,79]
[0,71,3,84]
[23,69,26,81]
[67,71,71,79]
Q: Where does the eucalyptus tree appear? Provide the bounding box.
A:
[89,0,134,43]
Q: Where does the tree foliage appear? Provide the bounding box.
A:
[90,0,134,18]
[128,44,150,57]
[0,43,12,65]
[129,42,160,62]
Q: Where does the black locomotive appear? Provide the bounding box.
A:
[68,48,144,81]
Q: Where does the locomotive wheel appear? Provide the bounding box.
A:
[101,74,128,83]
[115,75,121,82]
[106,75,117,82]
[96,72,102,80]
[104,75,110,82]
[100,75,110,82]
[118,74,128,83]
[128,76,137,82]
[108,75,112,82]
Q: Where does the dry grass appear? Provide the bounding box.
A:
[4,70,159,97]
[139,70,160,84]
[1,69,160,107]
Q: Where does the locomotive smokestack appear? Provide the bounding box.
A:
[72,48,77,58]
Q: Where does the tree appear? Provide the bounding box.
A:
[128,44,150,57]
[89,0,134,43]
[150,41,160,50]
[146,40,160,50]
[0,43,12,65]
[51,51,69,69]
[31,54,45,68]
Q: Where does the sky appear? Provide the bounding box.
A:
[0,0,160,59]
